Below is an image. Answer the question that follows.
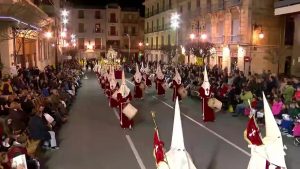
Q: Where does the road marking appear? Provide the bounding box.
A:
[126,135,147,169]
[112,108,147,168]
[113,108,120,120]
[126,79,135,86]
[152,96,251,157]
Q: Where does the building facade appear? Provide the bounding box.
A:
[70,3,144,61]
[145,0,283,75]
[275,0,300,77]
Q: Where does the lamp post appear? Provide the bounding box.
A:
[171,12,180,64]
[249,23,264,74]
[126,34,131,62]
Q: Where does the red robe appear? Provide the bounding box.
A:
[172,80,182,102]
[134,81,143,99]
[143,74,152,87]
[117,93,134,129]
[199,87,215,122]
[99,76,106,89]
[156,78,165,95]
[106,83,120,108]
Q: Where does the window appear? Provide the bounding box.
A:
[156,36,158,49]
[161,36,164,46]
[180,6,183,13]
[207,0,211,12]
[78,38,84,49]
[162,0,165,10]
[162,17,165,29]
[110,26,116,36]
[146,22,149,32]
[151,20,154,31]
[157,19,159,30]
[285,16,294,45]
[147,8,150,16]
[152,5,154,15]
[231,18,240,42]
[78,23,84,33]
[151,37,153,48]
[197,0,200,8]
[95,38,101,49]
[131,27,136,35]
[157,3,159,12]
[95,24,101,33]
[188,1,191,11]
[168,34,170,46]
[169,0,172,8]
[110,13,116,23]
[95,11,101,19]
[78,10,84,19]
[124,26,128,34]
[217,21,224,36]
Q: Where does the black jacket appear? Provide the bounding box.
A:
[28,115,50,141]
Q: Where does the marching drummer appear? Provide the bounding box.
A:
[171,68,183,102]
[155,64,166,96]
[117,70,134,129]
[132,63,145,99]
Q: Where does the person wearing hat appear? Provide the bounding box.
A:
[142,62,152,87]
[155,64,166,96]
[199,67,215,122]
[132,64,144,99]
[171,68,183,102]
[106,67,119,108]
[117,71,134,129]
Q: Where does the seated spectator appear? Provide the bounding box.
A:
[232,87,253,117]
[272,97,284,118]
[283,81,295,105]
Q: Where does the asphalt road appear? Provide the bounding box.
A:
[44,72,300,169]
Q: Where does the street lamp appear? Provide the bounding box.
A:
[44,31,53,39]
[171,12,180,63]
[61,31,67,38]
[200,33,207,40]
[61,9,69,17]
[190,33,196,40]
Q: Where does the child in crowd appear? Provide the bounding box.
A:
[272,97,284,119]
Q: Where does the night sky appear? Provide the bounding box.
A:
[69,0,145,16]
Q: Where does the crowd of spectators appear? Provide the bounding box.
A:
[126,61,300,139]
[0,60,83,169]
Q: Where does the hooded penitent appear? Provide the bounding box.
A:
[201,66,210,96]
[156,64,164,80]
[261,92,287,168]
[118,70,130,97]
[109,67,117,90]
[134,63,142,83]
[144,62,150,74]
[140,62,145,74]
[162,97,197,169]
[173,68,182,85]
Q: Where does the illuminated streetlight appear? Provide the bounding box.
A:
[138,42,143,47]
[145,43,149,46]
[258,31,264,39]
[189,33,196,40]
[62,18,69,24]
[44,31,53,39]
[71,34,76,39]
[61,9,69,17]
[170,12,180,30]
[61,31,67,38]
[200,33,207,40]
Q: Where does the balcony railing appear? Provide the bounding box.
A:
[108,19,118,23]
[226,0,242,8]
[274,0,300,8]
[145,5,172,18]
[212,36,224,44]
[229,35,242,43]
[94,29,104,33]
[108,32,118,36]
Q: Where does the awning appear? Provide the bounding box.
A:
[0,0,52,29]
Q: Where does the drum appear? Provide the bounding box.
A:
[112,91,118,100]
[178,86,188,98]
[139,82,146,90]
[162,83,168,90]
[208,98,222,112]
[123,103,138,119]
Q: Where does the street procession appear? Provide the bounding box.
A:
[91,46,290,169]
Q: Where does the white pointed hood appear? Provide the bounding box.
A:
[109,67,117,90]
[201,66,210,96]
[261,92,287,168]
[156,64,164,80]
[173,68,182,84]
[134,63,142,83]
[118,70,130,97]
[140,62,145,73]
[145,62,150,74]
[164,98,197,169]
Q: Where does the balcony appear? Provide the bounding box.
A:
[229,35,242,44]
[108,32,118,36]
[274,0,300,15]
[94,29,104,34]
[108,19,118,23]
[226,0,242,8]
[212,36,224,44]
